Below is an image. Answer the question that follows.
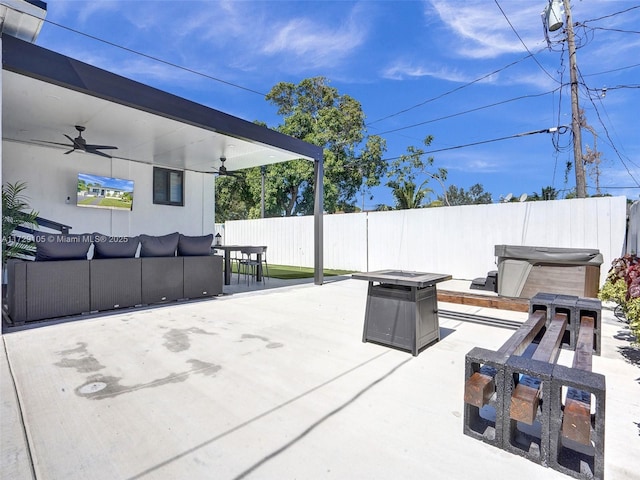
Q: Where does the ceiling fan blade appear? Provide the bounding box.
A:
[85,144,118,150]
[86,149,113,158]
[64,148,75,155]
[34,140,74,147]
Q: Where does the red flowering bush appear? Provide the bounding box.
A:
[599,254,640,343]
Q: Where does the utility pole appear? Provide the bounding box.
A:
[562,0,587,198]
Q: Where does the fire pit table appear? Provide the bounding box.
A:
[352,270,452,356]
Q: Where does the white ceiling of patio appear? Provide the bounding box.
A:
[2,71,312,174]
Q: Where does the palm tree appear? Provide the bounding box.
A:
[2,181,39,264]
[392,181,433,210]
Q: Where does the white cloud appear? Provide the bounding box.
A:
[132,1,372,74]
[380,58,561,92]
[425,0,547,59]
[437,151,502,173]
[381,61,478,82]
[260,10,368,70]
[47,0,118,24]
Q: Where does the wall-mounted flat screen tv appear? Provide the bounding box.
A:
[77,173,134,211]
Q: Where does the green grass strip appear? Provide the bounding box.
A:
[230,263,352,280]
[265,264,353,280]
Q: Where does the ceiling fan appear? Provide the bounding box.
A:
[212,157,242,178]
[38,125,118,158]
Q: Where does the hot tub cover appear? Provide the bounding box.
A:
[494,245,603,266]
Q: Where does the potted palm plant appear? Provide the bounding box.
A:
[2,181,39,266]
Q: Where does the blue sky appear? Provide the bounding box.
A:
[37,1,640,209]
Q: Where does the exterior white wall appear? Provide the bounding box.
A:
[2,141,215,236]
[224,196,627,286]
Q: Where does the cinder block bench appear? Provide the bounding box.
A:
[463,293,605,479]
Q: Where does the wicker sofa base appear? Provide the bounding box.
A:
[6,255,223,324]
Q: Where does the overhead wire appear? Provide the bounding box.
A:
[43,18,268,97]
[586,26,640,35]
[493,0,558,83]
[365,51,542,126]
[581,5,640,24]
[576,66,640,187]
[582,63,640,77]
[552,39,568,187]
[373,89,560,136]
[376,128,567,162]
[43,7,638,196]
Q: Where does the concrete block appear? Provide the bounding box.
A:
[549,364,605,480]
[503,355,555,467]
[463,347,509,448]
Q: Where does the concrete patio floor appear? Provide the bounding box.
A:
[2,278,639,479]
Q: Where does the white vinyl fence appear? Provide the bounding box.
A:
[220,196,628,286]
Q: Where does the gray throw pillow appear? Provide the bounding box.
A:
[139,232,179,257]
[93,233,140,259]
[178,234,213,256]
[35,233,93,261]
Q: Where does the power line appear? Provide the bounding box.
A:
[586,26,640,35]
[379,127,567,161]
[576,66,640,187]
[366,52,540,126]
[582,62,640,77]
[581,5,640,24]
[493,0,558,82]
[373,89,559,136]
[43,19,268,97]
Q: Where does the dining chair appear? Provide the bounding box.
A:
[237,246,267,285]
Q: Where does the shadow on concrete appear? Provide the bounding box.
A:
[222,275,352,296]
[232,356,412,480]
[125,350,409,480]
[2,276,353,333]
[613,328,640,373]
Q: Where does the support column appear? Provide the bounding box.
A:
[314,154,324,285]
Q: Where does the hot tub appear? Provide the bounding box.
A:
[495,245,603,298]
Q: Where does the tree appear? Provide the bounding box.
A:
[530,186,559,201]
[2,181,38,263]
[391,181,432,210]
[581,111,603,195]
[264,77,387,215]
[439,184,492,206]
[385,136,447,210]
[214,175,253,223]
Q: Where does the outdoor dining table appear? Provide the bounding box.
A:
[213,245,267,285]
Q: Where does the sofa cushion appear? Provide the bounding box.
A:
[139,232,179,257]
[93,233,140,259]
[178,234,213,256]
[35,233,92,261]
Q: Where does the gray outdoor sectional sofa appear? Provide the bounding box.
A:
[6,232,223,324]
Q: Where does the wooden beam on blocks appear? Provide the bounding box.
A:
[463,311,546,408]
[562,316,595,445]
[510,313,567,425]
[438,290,529,312]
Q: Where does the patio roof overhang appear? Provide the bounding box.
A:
[1,34,324,284]
[1,34,322,173]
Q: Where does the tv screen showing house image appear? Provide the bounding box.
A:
[77,173,134,211]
